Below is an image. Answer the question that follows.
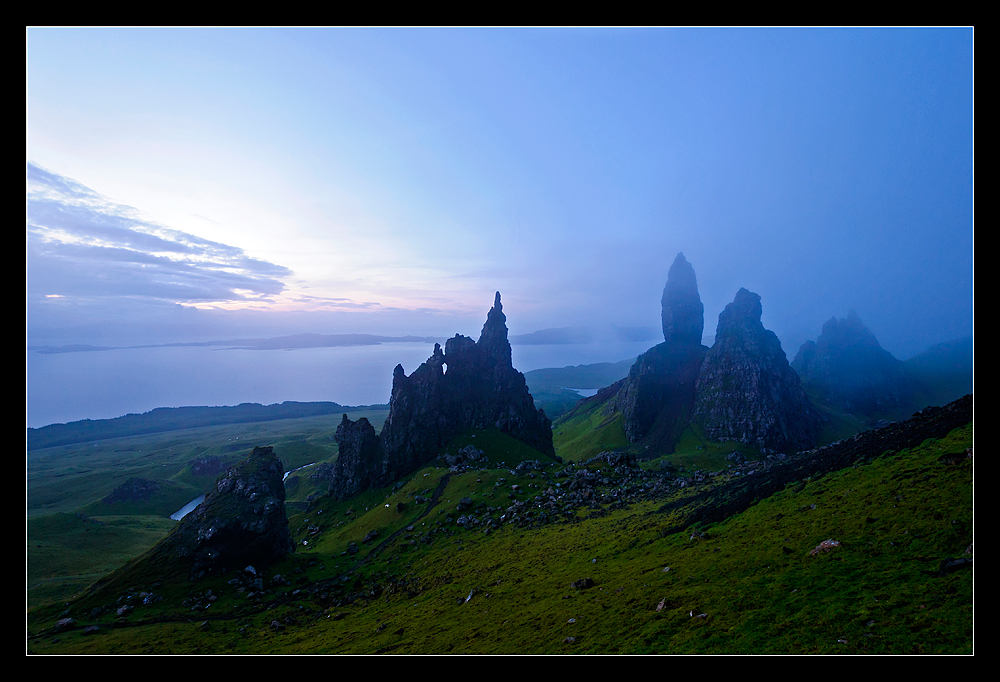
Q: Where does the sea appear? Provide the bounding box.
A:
[26,340,650,429]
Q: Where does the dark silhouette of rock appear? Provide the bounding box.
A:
[694,288,820,453]
[661,252,705,345]
[328,415,382,501]
[615,343,707,447]
[614,253,708,452]
[102,477,159,504]
[792,311,912,416]
[331,293,553,500]
[152,446,293,578]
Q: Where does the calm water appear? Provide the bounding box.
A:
[26,341,649,428]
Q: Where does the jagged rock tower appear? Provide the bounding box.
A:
[330,292,553,500]
[792,311,912,416]
[693,288,820,453]
[614,253,709,451]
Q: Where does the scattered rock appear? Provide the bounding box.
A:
[809,539,841,556]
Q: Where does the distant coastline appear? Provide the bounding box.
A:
[29,333,444,355]
[26,401,386,451]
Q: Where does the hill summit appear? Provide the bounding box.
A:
[792,311,912,416]
[330,292,553,500]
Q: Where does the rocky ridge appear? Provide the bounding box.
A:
[330,293,554,501]
[792,311,913,416]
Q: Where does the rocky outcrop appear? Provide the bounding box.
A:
[328,415,382,501]
[615,253,708,451]
[331,293,553,500]
[792,311,912,416]
[693,288,820,453]
[102,478,159,504]
[154,446,293,578]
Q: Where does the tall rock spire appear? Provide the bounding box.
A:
[614,253,708,452]
[661,253,705,345]
[478,291,512,369]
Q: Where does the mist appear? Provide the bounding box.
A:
[27,28,973,427]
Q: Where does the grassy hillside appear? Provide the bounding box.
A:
[27,407,972,654]
[26,409,389,609]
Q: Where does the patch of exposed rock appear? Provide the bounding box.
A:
[102,477,159,504]
[792,311,912,416]
[693,288,820,452]
[331,293,553,500]
[188,455,237,478]
[152,446,294,578]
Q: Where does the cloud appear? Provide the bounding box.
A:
[27,163,292,304]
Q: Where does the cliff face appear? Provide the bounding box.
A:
[615,253,708,451]
[331,293,553,500]
[792,311,912,416]
[156,446,293,578]
[693,288,820,453]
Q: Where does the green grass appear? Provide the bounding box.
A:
[27,513,177,609]
[28,422,972,654]
[553,400,629,462]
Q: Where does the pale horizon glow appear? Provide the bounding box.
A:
[28,28,973,422]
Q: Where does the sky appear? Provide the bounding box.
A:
[27,28,973,362]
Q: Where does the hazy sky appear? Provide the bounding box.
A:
[27,28,973,360]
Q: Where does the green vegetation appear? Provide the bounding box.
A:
[26,395,972,654]
[553,400,629,462]
[27,409,389,610]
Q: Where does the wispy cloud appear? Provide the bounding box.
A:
[27,162,292,305]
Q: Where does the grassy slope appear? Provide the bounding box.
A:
[26,410,389,610]
[28,422,972,654]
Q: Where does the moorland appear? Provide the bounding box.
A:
[26,269,972,655]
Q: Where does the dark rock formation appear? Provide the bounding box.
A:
[615,343,707,447]
[154,446,293,577]
[661,253,705,345]
[328,415,382,501]
[331,293,553,500]
[615,253,708,451]
[792,311,912,416]
[188,455,236,478]
[694,288,820,453]
[103,477,159,504]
